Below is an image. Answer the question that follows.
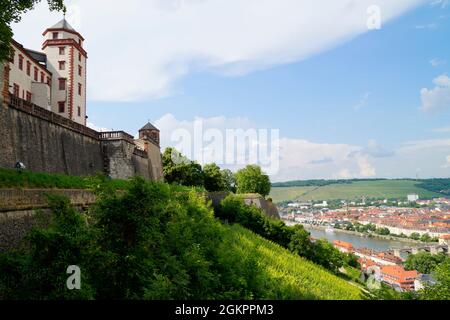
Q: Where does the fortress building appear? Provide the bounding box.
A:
[1,19,163,181]
[7,19,87,125]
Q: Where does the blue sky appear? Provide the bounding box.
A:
[13,0,450,181]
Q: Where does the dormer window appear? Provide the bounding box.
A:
[53,32,59,39]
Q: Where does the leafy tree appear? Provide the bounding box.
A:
[1,0,65,62]
[345,253,360,269]
[421,260,450,300]
[420,233,432,243]
[221,169,236,193]
[405,252,448,275]
[410,233,421,241]
[235,165,271,197]
[312,240,345,274]
[375,227,390,236]
[162,148,204,188]
[288,224,314,258]
[203,163,225,192]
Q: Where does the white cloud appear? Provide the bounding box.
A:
[419,74,450,113]
[430,58,446,67]
[153,113,379,181]
[12,0,425,102]
[442,155,450,168]
[153,114,450,181]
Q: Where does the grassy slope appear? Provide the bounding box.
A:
[270,180,442,203]
[223,224,362,300]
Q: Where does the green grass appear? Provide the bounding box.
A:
[222,224,362,300]
[0,167,128,190]
[270,180,442,203]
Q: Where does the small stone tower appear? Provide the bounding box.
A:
[139,122,160,147]
[137,122,163,181]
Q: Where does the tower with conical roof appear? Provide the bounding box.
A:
[42,18,87,125]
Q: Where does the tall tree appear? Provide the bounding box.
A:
[221,169,236,193]
[203,163,225,192]
[162,147,204,188]
[0,1,65,62]
[235,165,271,197]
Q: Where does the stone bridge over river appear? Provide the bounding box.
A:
[392,244,449,258]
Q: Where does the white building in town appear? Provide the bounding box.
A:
[407,194,419,202]
[5,18,87,125]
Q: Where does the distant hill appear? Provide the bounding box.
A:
[270,179,448,203]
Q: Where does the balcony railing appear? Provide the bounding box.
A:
[99,131,135,144]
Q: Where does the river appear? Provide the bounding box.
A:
[302,226,420,252]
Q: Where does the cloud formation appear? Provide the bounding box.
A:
[419,74,450,113]
[12,0,425,101]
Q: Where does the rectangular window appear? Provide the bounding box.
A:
[18,55,23,70]
[26,61,31,76]
[59,61,66,70]
[78,65,82,76]
[13,84,20,97]
[59,47,65,55]
[59,78,66,91]
[53,32,59,40]
[78,83,82,96]
[26,91,32,102]
[77,106,81,117]
[58,101,65,113]
[10,50,15,63]
[34,67,38,81]
[79,53,82,62]
[41,72,45,83]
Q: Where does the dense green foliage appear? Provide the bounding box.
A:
[1,0,65,62]
[235,165,271,197]
[217,195,358,274]
[405,252,449,275]
[0,168,129,190]
[416,179,450,196]
[421,260,450,300]
[0,177,360,300]
[162,148,205,188]
[220,169,237,193]
[162,148,268,196]
[203,163,225,192]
